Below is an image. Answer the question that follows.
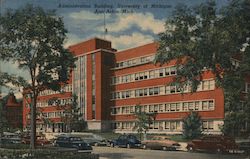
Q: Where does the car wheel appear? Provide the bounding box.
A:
[187,146,195,152]
[127,144,131,149]
[110,143,115,147]
[162,146,167,151]
[142,144,147,149]
[94,143,98,146]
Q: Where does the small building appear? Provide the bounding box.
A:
[4,93,23,129]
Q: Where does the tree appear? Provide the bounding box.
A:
[0,98,8,148]
[133,105,156,140]
[183,111,202,139]
[0,4,75,149]
[155,0,250,136]
[59,94,86,133]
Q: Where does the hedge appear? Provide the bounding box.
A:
[0,148,99,159]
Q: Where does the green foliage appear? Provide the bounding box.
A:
[133,105,156,140]
[0,149,98,159]
[0,4,75,148]
[183,111,202,139]
[155,0,250,137]
[60,94,87,132]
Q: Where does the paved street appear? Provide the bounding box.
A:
[92,147,249,159]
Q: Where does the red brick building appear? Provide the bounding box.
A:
[23,37,226,134]
[5,93,23,129]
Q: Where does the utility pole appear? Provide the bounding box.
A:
[103,12,108,40]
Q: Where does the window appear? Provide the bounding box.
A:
[159,104,164,112]
[154,105,159,112]
[153,122,159,129]
[208,100,214,110]
[149,88,154,95]
[165,68,170,76]
[170,103,176,111]
[154,87,159,95]
[139,89,143,96]
[139,72,144,80]
[165,121,181,131]
[144,88,148,96]
[202,80,215,90]
[126,91,130,98]
[165,86,170,94]
[141,57,147,63]
[170,85,176,93]
[130,106,135,113]
[245,83,250,93]
[149,70,155,79]
[159,68,164,77]
[183,103,188,111]
[202,101,208,110]
[149,105,154,112]
[195,101,200,110]
[170,66,176,75]
[188,102,194,110]
[121,92,126,99]
[135,73,139,81]
[135,90,139,97]
[202,121,214,130]
[176,103,181,111]
[116,92,120,99]
[165,103,170,111]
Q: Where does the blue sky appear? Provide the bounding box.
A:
[0,0,229,97]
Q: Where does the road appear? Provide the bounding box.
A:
[92,147,249,159]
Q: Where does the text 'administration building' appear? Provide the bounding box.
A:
[23,37,224,134]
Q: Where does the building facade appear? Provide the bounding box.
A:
[23,37,225,134]
[4,93,23,129]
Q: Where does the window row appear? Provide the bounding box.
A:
[38,84,72,96]
[39,111,65,119]
[111,120,214,131]
[110,80,215,100]
[35,98,73,107]
[114,55,154,69]
[111,66,177,85]
[26,111,65,120]
[110,99,215,115]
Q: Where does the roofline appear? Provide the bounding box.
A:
[68,37,112,49]
[116,41,158,53]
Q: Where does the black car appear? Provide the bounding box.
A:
[54,136,92,151]
[110,134,141,148]
[238,141,250,154]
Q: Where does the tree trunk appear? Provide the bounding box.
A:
[30,93,37,150]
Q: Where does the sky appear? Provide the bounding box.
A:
[0,0,229,98]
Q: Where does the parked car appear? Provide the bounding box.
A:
[110,134,141,148]
[141,136,180,150]
[22,135,51,146]
[1,132,21,144]
[237,141,250,154]
[71,132,109,146]
[54,135,93,151]
[187,135,238,153]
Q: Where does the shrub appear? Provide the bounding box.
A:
[0,149,99,159]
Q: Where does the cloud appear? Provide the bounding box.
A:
[68,10,110,21]
[106,32,154,50]
[64,33,85,48]
[104,12,165,34]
